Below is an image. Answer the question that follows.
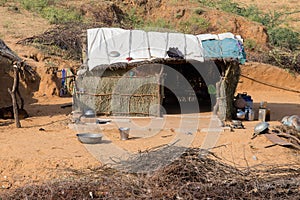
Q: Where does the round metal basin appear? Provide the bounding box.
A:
[76,133,103,144]
[254,122,269,134]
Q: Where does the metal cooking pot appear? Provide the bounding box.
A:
[119,127,130,140]
[234,98,247,109]
[236,109,246,119]
[254,122,269,134]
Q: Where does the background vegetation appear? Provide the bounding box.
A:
[2,0,299,72]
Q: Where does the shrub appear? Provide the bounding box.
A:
[199,0,283,29]
[125,8,144,28]
[179,16,210,34]
[268,27,300,51]
[41,6,82,24]
[19,0,49,12]
[219,0,243,15]
[144,18,172,30]
[19,0,82,24]
[244,39,257,50]
[0,0,7,6]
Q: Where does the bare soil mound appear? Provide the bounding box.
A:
[238,62,300,93]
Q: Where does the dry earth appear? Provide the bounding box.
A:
[0,0,300,196]
[0,63,299,194]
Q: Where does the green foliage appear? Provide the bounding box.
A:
[268,27,300,51]
[150,18,171,29]
[244,39,257,50]
[125,8,144,28]
[18,0,82,24]
[41,6,82,24]
[243,8,283,28]
[194,7,205,15]
[179,16,210,34]
[199,0,300,51]
[218,0,243,15]
[199,0,283,29]
[19,0,49,12]
[0,0,8,6]
[143,18,172,30]
[199,0,216,7]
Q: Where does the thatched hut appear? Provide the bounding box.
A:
[73,28,245,120]
[0,39,37,124]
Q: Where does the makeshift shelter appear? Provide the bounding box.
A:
[74,28,244,120]
[0,39,36,126]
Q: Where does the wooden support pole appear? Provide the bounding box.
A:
[213,80,221,116]
[8,64,21,128]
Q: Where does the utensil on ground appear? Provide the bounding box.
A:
[119,127,130,140]
[84,110,96,118]
[76,133,103,144]
[252,122,269,139]
[236,109,246,119]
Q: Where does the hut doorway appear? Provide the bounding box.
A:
[161,62,214,114]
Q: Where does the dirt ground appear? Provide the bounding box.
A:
[0,0,300,195]
[0,62,300,193]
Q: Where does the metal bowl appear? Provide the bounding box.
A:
[287,115,299,124]
[84,110,96,118]
[236,110,246,119]
[254,122,269,134]
[281,116,290,125]
[76,133,103,144]
[289,115,300,131]
[232,120,242,126]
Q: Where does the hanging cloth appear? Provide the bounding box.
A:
[61,69,66,88]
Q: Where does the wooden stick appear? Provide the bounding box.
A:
[8,66,21,128]
[277,133,300,145]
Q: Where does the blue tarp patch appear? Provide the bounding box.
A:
[202,38,246,64]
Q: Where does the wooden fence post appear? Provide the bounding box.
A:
[8,64,21,128]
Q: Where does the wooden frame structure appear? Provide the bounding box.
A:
[0,39,36,127]
[74,58,240,121]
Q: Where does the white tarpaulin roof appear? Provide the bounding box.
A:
[87,28,241,70]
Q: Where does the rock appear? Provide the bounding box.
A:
[1,181,12,189]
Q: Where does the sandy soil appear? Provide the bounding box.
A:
[0,1,300,195]
[0,62,299,194]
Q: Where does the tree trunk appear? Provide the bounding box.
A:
[8,67,21,128]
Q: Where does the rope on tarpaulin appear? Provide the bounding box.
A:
[240,74,300,94]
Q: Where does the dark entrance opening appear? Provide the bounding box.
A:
[162,62,213,114]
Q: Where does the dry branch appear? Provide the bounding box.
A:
[2,147,300,199]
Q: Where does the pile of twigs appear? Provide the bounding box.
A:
[273,125,300,148]
[17,23,103,61]
[1,148,300,199]
[248,48,300,74]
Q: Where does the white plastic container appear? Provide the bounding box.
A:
[258,109,266,122]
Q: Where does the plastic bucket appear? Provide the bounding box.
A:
[119,127,130,140]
